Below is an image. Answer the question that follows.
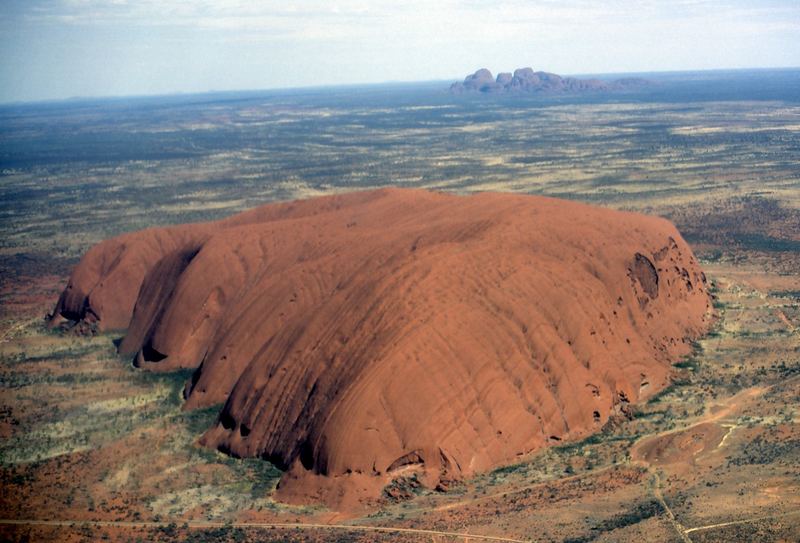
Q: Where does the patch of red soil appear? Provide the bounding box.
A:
[632,422,726,466]
[50,188,713,508]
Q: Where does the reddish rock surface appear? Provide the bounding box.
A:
[50,188,713,509]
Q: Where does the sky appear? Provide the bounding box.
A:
[1,0,799,103]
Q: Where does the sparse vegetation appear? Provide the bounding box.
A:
[2,71,800,542]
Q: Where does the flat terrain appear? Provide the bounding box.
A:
[1,69,799,541]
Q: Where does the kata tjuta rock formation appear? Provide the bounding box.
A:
[450,67,649,94]
[49,188,712,509]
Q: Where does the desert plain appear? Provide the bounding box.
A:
[1,69,799,542]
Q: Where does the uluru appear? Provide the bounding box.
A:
[48,188,713,510]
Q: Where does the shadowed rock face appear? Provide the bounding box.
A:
[450,67,650,94]
[50,188,712,509]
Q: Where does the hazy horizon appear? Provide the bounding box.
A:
[4,66,800,107]
[2,0,799,103]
